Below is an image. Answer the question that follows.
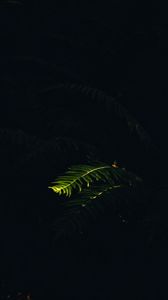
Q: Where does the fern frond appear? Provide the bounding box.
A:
[37,83,153,146]
[0,129,98,178]
[52,183,143,239]
[48,163,141,197]
[15,137,98,177]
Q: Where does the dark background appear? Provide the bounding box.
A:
[0,1,168,299]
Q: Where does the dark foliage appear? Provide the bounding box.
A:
[0,1,168,299]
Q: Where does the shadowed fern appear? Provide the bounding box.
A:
[0,128,99,178]
[37,83,153,147]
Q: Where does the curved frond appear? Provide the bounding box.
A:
[49,162,142,239]
[37,83,153,147]
[15,137,98,175]
[0,128,98,178]
[48,163,142,197]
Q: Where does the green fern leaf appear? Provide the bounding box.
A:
[48,163,141,197]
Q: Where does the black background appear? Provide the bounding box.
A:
[0,1,168,299]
